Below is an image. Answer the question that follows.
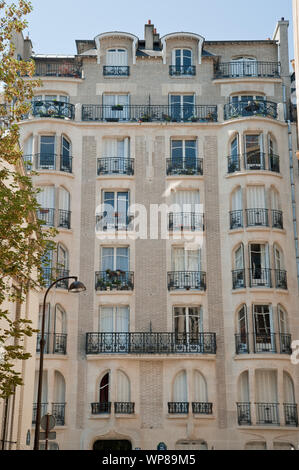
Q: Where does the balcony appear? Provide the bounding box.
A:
[272,210,283,229]
[167,271,206,291]
[58,209,71,229]
[91,402,111,414]
[192,402,213,414]
[103,66,130,76]
[237,403,298,427]
[85,332,217,355]
[32,403,48,424]
[32,100,75,120]
[229,210,243,229]
[168,213,205,231]
[169,65,196,76]
[166,158,203,176]
[227,153,280,174]
[246,208,269,227]
[214,61,280,79]
[41,268,70,289]
[97,157,134,176]
[232,269,246,289]
[95,270,134,291]
[33,61,82,78]
[256,403,280,425]
[81,104,217,122]
[36,333,67,354]
[23,153,73,173]
[248,268,272,288]
[235,333,292,355]
[284,404,299,426]
[114,402,135,414]
[36,208,71,229]
[95,213,133,231]
[227,155,241,173]
[224,100,277,120]
[52,403,66,426]
[237,402,251,425]
[233,269,287,290]
[168,402,189,414]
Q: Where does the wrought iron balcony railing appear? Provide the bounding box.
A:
[244,152,266,170]
[237,402,251,425]
[229,210,243,229]
[246,208,269,227]
[97,157,134,175]
[168,213,205,231]
[103,66,130,76]
[274,269,287,289]
[168,402,189,414]
[166,158,203,176]
[272,210,283,229]
[32,403,48,424]
[284,403,298,426]
[41,268,70,289]
[214,61,280,79]
[23,154,73,173]
[224,100,277,120]
[232,269,246,289]
[85,332,217,354]
[91,402,111,414]
[227,155,241,173]
[169,65,196,76]
[235,333,292,355]
[227,153,280,173]
[82,104,217,122]
[52,403,66,425]
[33,61,82,78]
[32,100,75,120]
[114,402,135,414]
[255,402,280,425]
[95,213,134,231]
[37,208,55,227]
[95,270,134,291]
[167,271,206,291]
[192,402,213,414]
[248,268,272,288]
[36,333,67,354]
[58,209,71,229]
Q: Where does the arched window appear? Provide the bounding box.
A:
[228,135,240,173]
[244,133,264,170]
[283,372,297,426]
[237,371,251,425]
[172,370,188,413]
[236,305,248,353]
[270,187,283,228]
[37,186,55,226]
[232,243,245,289]
[58,187,71,229]
[193,371,210,413]
[230,187,243,228]
[273,244,287,289]
[23,135,33,170]
[61,136,72,172]
[278,305,291,353]
[268,135,280,172]
[116,370,130,403]
[56,244,69,288]
[98,372,110,413]
[33,370,48,423]
[53,371,66,425]
[255,370,279,425]
[54,304,67,354]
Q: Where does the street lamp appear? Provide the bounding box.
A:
[33,276,86,450]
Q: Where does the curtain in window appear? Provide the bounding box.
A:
[106,49,128,66]
[172,248,200,271]
[278,306,289,334]
[23,136,33,168]
[57,244,68,270]
[255,370,277,402]
[103,94,129,120]
[54,371,66,403]
[270,189,280,210]
[232,187,242,211]
[115,306,129,332]
[194,371,207,402]
[238,371,250,402]
[34,370,48,403]
[99,307,114,332]
[283,373,295,403]
[234,245,244,269]
[59,187,70,211]
[37,186,55,209]
[117,370,130,402]
[55,305,66,335]
[173,371,188,402]
[247,186,266,209]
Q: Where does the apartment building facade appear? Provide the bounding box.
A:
[15,18,299,450]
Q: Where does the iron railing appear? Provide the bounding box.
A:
[32,403,48,424]
[91,402,111,414]
[85,332,217,355]
[97,157,134,175]
[169,65,196,76]
[168,212,205,231]
[236,403,251,425]
[192,402,213,414]
[235,333,292,355]
[246,208,269,227]
[253,333,277,353]
[214,61,280,79]
[82,104,217,122]
[244,152,266,170]
[224,100,277,120]
[272,210,283,229]
[229,210,243,229]
[235,334,250,354]
[232,269,246,289]
[284,404,298,426]
[58,209,71,229]
[37,208,55,227]
[166,158,203,176]
[23,154,73,173]
[227,155,241,173]
[33,61,82,78]
[41,268,70,289]
[255,403,280,425]
[168,402,189,414]
[114,402,135,414]
[32,100,75,120]
[167,271,206,291]
[95,271,134,291]
[52,403,66,426]
[248,268,272,288]
[103,66,130,76]
[36,333,67,354]
[227,153,280,173]
[274,269,287,289]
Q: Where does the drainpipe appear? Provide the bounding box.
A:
[283,83,299,290]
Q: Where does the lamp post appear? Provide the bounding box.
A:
[33,276,86,450]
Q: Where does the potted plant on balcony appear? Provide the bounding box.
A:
[190,115,199,122]
[139,114,151,122]
[111,104,124,111]
[162,113,171,122]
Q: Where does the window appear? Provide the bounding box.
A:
[172,247,201,272]
[53,372,66,425]
[61,136,72,172]
[58,187,71,229]
[173,306,203,338]
[255,370,279,424]
[102,94,129,120]
[99,372,110,412]
[106,49,128,66]
[116,370,130,402]
[237,371,250,424]
[194,371,208,403]
[230,57,257,77]
[37,186,55,226]
[228,135,240,172]
[99,306,129,332]
[170,140,197,172]
[230,187,243,228]
[54,304,67,354]
[233,244,245,288]
[246,186,268,226]
[169,95,194,121]
[173,370,188,403]
[101,246,129,272]
[102,191,129,230]
[39,136,55,169]
[253,305,275,352]
[244,134,264,170]
[236,305,248,353]
[249,243,270,287]
[170,190,202,231]
[99,138,131,175]
[170,49,194,75]
[171,247,203,290]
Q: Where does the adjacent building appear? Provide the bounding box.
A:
[14,18,299,450]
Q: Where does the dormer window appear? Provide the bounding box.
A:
[170,49,195,76]
[104,48,129,76]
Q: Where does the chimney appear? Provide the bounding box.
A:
[144,20,154,50]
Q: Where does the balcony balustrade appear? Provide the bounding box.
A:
[24,153,73,173]
[95,271,134,291]
[224,100,277,120]
[37,208,71,229]
[52,403,66,426]
[229,210,243,229]
[272,210,283,229]
[256,403,280,425]
[235,333,292,355]
[36,333,67,354]
[97,157,134,175]
[237,403,298,427]
[248,268,272,288]
[246,208,269,227]
[85,332,216,354]
[168,402,189,414]
[33,61,82,78]
[168,212,204,231]
[114,402,135,414]
[91,402,111,414]
[227,153,280,173]
[214,61,280,79]
[237,402,251,425]
[167,271,206,291]
[284,404,298,426]
[166,158,203,176]
[95,213,134,231]
[103,66,130,76]
[41,268,70,289]
[232,269,246,289]
[169,65,196,76]
[32,100,75,120]
[82,104,217,123]
[274,269,287,289]
[58,209,71,229]
[192,402,213,414]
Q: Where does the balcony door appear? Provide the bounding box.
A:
[103,94,129,120]
[99,373,110,410]
[244,134,264,169]
[170,94,194,121]
[231,187,243,228]
[174,306,203,348]
[101,246,129,273]
[37,186,55,227]
[103,138,130,174]
[171,140,197,172]
[255,370,278,424]
[253,305,275,352]
[172,49,193,73]
[99,306,129,352]
[173,371,188,403]
[246,186,267,225]
[58,187,70,228]
[171,190,201,230]
[61,136,71,172]
[172,247,201,271]
[39,136,55,169]
[231,57,257,77]
[229,135,239,172]
[249,243,270,286]
[102,191,129,230]
[106,48,128,66]
[233,244,245,288]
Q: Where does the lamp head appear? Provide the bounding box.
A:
[68,279,86,293]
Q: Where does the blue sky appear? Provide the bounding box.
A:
[27,0,294,63]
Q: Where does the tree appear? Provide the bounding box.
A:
[0,0,56,400]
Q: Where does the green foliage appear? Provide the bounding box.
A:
[0,0,56,399]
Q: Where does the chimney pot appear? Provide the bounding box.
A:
[148,19,151,24]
